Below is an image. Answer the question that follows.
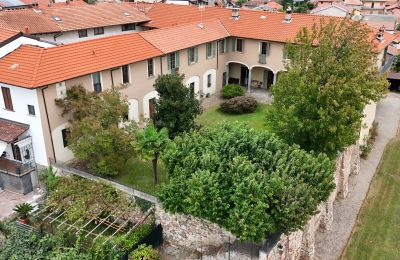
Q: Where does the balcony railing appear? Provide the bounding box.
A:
[258,54,267,64]
[0,157,35,176]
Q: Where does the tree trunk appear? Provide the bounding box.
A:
[152,153,158,184]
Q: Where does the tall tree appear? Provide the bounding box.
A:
[266,19,388,158]
[153,74,202,138]
[55,85,136,176]
[134,125,169,184]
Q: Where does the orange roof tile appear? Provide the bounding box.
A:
[0,2,150,34]
[0,33,162,88]
[0,27,20,43]
[144,4,393,49]
[0,9,61,34]
[140,19,229,53]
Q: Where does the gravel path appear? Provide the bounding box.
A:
[314,92,400,260]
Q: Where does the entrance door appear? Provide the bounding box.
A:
[262,70,268,89]
[240,66,249,86]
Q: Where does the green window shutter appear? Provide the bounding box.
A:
[224,39,228,53]
[232,37,236,51]
[187,49,191,65]
[195,47,198,63]
[266,42,271,56]
[242,39,245,52]
[176,51,180,68]
[167,54,171,71]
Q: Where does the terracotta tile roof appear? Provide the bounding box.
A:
[43,3,150,32]
[144,4,394,49]
[0,33,163,88]
[0,27,20,43]
[311,2,354,14]
[0,9,61,34]
[0,2,150,34]
[140,19,229,53]
[0,118,29,143]
[266,1,283,10]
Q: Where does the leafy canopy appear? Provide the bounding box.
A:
[266,19,388,157]
[153,73,202,138]
[134,125,169,184]
[158,123,335,243]
[55,85,136,176]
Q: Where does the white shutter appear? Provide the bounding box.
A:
[56,81,67,99]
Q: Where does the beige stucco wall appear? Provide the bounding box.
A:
[37,35,379,164]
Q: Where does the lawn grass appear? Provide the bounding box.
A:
[197,103,271,131]
[342,136,400,260]
[113,158,167,195]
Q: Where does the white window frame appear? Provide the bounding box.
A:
[121,65,130,84]
[259,41,270,56]
[188,47,196,65]
[236,38,244,52]
[91,72,103,93]
[56,81,67,99]
[169,52,177,70]
[147,59,154,78]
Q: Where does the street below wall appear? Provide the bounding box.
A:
[314,92,400,260]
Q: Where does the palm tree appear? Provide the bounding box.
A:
[134,125,168,184]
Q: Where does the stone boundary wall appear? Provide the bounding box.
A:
[260,144,361,260]
[155,204,235,249]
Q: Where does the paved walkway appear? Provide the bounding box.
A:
[315,92,400,260]
[0,189,44,221]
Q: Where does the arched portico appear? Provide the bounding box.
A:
[250,65,275,91]
[225,61,250,88]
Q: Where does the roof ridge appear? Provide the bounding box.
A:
[137,33,165,55]
[31,47,45,87]
[217,18,232,37]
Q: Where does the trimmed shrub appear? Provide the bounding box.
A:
[220,96,257,114]
[220,84,245,99]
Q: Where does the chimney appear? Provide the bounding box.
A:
[24,26,30,35]
[231,6,240,20]
[376,25,385,41]
[283,6,292,23]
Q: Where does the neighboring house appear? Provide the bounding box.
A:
[0,4,395,178]
[0,2,150,44]
[0,0,86,11]
[344,0,363,10]
[361,0,386,14]
[0,28,53,194]
[362,14,397,32]
[310,2,353,17]
[243,0,283,11]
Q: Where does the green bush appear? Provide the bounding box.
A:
[220,96,257,114]
[220,84,245,99]
[159,123,335,243]
[360,121,379,159]
[39,166,58,192]
[129,244,159,260]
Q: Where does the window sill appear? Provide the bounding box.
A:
[27,114,36,117]
[3,108,14,112]
[147,75,155,79]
